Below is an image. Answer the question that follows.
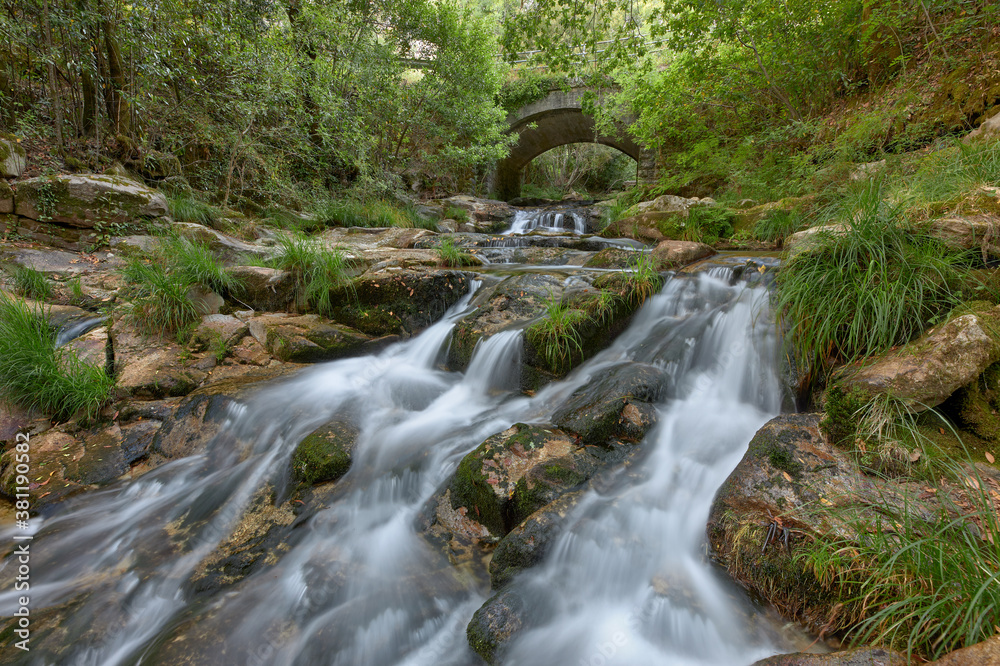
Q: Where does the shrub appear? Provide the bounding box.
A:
[0,293,114,420]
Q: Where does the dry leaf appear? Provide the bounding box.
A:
[820,497,834,506]
[909,450,921,462]
[986,451,995,464]
[781,471,792,482]
[939,427,946,435]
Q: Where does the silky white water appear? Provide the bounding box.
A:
[0,269,791,666]
[506,209,587,235]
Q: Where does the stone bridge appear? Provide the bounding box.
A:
[493,86,656,200]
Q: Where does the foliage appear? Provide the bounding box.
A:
[270,235,354,316]
[522,143,636,197]
[623,253,663,305]
[10,265,53,300]
[0,293,114,421]
[526,296,588,374]
[313,198,435,230]
[161,236,242,296]
[169,195,221,228]
[774,179,972,376]
[754,209,805,244]
[436,238,477,267]
[120,259,200,335]
[684,206,734,243]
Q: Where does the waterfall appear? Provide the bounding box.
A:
[507,209,587,235]
[0,271,794,666]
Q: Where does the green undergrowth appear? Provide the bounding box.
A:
[168,194,223,228]
[311,198,436,231]
[269,234,354,316]
[526,296,588,375]
[753,208,807,244]
[775,178,979,379]
[0,293,114,420]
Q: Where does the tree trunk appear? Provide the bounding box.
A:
[42,0,65,150]
[100,0,130,136]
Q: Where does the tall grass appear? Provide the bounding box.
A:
[10,265,52,300]
[436,238,477,267]
[800,456,1000,660]
[121,259,199,334]
[774,179,972,375]
[271,234,354,316]
[0,293,114,420]
[902,140,1000,216]
[168,194,222,228]
[527,296,588,374]
[313,198,436,231]
[161,236,242,295]
[624,253,664,305]
[754,209,806,244]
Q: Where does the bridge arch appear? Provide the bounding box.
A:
[494,88,655,200]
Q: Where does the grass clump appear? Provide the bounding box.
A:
[313,198,436,231]
[754,209,806,244]
[684,205,734,244]
[800,458,1000,661]
[0,293,114,420]
[623,254,664,305]
[526,296,588,374]
[774,179,973,377]
[168,194,222,228]
[442,205,469,222]
[436,238,477,267]
[270,234,354,316]
[901,140,1000,218]
[10,265,53,300]
[161,235,242,295]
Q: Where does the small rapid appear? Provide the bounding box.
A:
[506,208,588,235]
[1,269,795,666]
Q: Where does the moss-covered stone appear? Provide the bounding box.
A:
[13,174,169,227]
[290,420,356,485]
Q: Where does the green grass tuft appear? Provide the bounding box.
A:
[121,259,200,335]
[436,238,477,267]
[168,194,222,228]
[10,265,53,300]
[0,293,114,420]
[754,208,806,244]
[623,253,664,305]
[526,296,589,374]
[270,234,354,316]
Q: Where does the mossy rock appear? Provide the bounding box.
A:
[13,174,169,227]
[582,247,643,269]
[291,420,357,485]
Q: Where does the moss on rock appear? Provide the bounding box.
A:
[290,421,356,485]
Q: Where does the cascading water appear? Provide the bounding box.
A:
[0,269,796,666]
[506,209,587,235]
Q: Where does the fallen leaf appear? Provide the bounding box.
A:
[987,451,995,464]
[940,427,946,435]
[781,471,792,482]
[909,450,921,462]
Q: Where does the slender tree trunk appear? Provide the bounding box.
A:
[42,0,65,150]
[100,0,130,136]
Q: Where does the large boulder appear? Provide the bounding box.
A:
[830,304,1000,415]
[112,321,208,398]
[14,174,168,227]
[928,635,1000,665]
[750,647,906,666]
[0,134,26,177]
[708,413,936,635]
[651,239,715,269]
[0,180,13,214]
[227,266,296,312]
[928,215,1000,257]
[964,108,1000,143]
[602,195,717,244]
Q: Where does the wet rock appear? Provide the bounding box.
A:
[0,430,85,507]
[552,362,665,446]
[438,195,515,233]
[331,268,469,337]
[651,240,714,268]
[14,174,168,227]
[0,400,41,442]
[750,647,906,666]
[831,304,1000,415]
[489,490,584,590]
[291,420,357,485]
[227,265,296,311]
[246,313,372,363]
[708,413,934,634]
[449,424,587,539]
[582,247,644,269]
[61,326,108,372]
[467,587,547,666]
[929,634,1000,664]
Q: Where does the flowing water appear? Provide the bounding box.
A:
[1,268,793,665]
[506,209,588,235]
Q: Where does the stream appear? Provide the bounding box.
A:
[1,259,796,665]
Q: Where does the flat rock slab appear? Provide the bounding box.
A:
[2,247,121,275]
[928,635,1000,665]
[247,313,373,363]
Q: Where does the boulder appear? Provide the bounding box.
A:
[129,150,182,180]
[929,635,1000,665]
[964,108,1000,143]
[193,314,249,348]
[623,194,705,219]
[172,222,271,260]
[439,195,515,233]
[831,304,1000,414]
[0,134,26,178]
[14,174,168,227]
[448,423,597,540]
[784,224,848,255]
[227,266,296,311]
[489,490,584,590]
[582,247,644,269]
[750,647,906,666]
[708,413,936,634]
[246,313,373,363]
[928,215,1000,257]
[734,196,816,235]
[467,588,541,666]
[112,322,208,398]
[651,239,715,268]
[290,420,357,485]
[61,326,108,373]
[551,362,666,446]
[188,285,224,316]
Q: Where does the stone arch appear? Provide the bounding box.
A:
[494,88,654,200]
